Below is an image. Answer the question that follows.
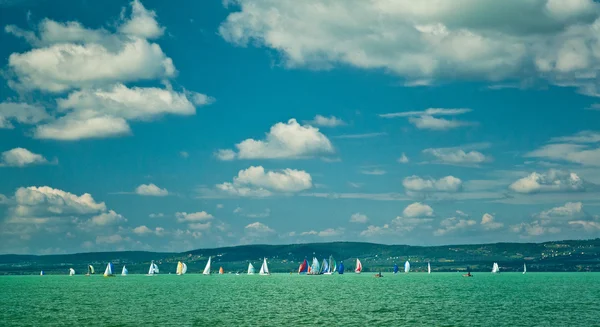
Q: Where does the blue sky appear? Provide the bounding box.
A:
[1,0,600,254]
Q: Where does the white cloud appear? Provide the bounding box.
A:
[481,213,503,230]
[350,212,368,223]
[135,183,168,196]
[216,204,224,209]
[403,175,462,192]
[403,202,434,218]
[333,132,386,139]
[537,202,584,220]
[525,143,600,167]
[219,0,600,92]
[379,108,472,118]
[6,1,175,93]
[397,153,409,163]
[214,149,236,161]
[216,166,312,197]
[216,119,334,160]
[0,102,49,129]
[96,234,128,244]
[316,228,344,237]
[14,186,106,216]
[1,148,49,167]
[179,151,189,158]
[245,222,275,235]
[509,170,586,193]
[360,224,392,237]
[304,114,346,127]
[148,213,164,218]
[360,169,386,175]
[176,211,214,222]
[551,131,600,143]
[118,0,165,39]
[408,115,475,130]
[34,84,209,140]
[434,217,477,236]
[423,145,490,165]
[133,225,152,235]
[90,210,126,226]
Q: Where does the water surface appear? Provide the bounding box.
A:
[1,273,598,326]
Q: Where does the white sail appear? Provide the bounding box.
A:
[104,263,113,276]
[203,257,211,275]
[121,266,128,276]
[404,261,410,273]
[259,258,270,275]
[88,265,95,275]
[148,261,158,275]
[523,263,526,274]
[40,271,44,276]
[428,262,431,274]
[355,259,362,274]
[182,263,187,275]
[247,263,255,275]
[69,268,75,276]
[492,262,499,273]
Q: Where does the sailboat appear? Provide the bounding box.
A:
[40,271,44,276]
[104,263,115,277]
[248,263,255,275]
[404,261,410,273]
[203,257,211,275]
[338,261,345,274]
[523,263,527,275]
[320,258,329,275]
[85,265,95,276]
[147,260,159,276]
[323,255,336,275]
[355,259,362,274]
[393,263,399,274]
[492,262,499,274]
[176,261,187,275]
[298,258,308,274]
[308,257,320,275]
[69,268,75,276]
[428,262,431,274]
[121,266,128,276]
[259,258,270,275]
[219,267,224,275]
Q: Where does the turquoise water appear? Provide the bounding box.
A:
[1,273,599,326]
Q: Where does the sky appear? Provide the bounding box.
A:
[1,0,600,254]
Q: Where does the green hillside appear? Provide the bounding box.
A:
[1,239,600,275]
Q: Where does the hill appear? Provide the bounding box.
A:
[1,239,600,275]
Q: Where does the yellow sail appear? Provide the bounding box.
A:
[176,261,183,275]
[219,267,224,274]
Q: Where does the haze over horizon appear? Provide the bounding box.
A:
[1,0,600,255]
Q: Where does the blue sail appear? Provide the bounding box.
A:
[393,264,399,274]
[338,262,344,274]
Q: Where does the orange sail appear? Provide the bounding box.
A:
[219,267,224,274]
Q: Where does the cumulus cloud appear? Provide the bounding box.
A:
[408,115,475,130]
[176,211,214,222]
[1,148,49,167]
[245,222,275,236]
[403,175,462,192]
[216,166,312,197]
[219,0,600,93]
[0,102,49,129]
[118,0,165,39]
[90,210,126,226]
[537,202,585,220]
[350,213,368,223]
[526,131,600,166]
[434,217,477,236]
[397,153,409,163]
[402,202,434,218]
[216,119,334,160]
[551,131,600,143]
[360,169,386,175]
[423,144,491,166]
[511,202,597,236]
[304,115,346,127]
[135,183,168,196]
[509,170,586,193]
[360,224,392,237]
[481,213,503,230]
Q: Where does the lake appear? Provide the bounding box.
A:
[1,273,599,326]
